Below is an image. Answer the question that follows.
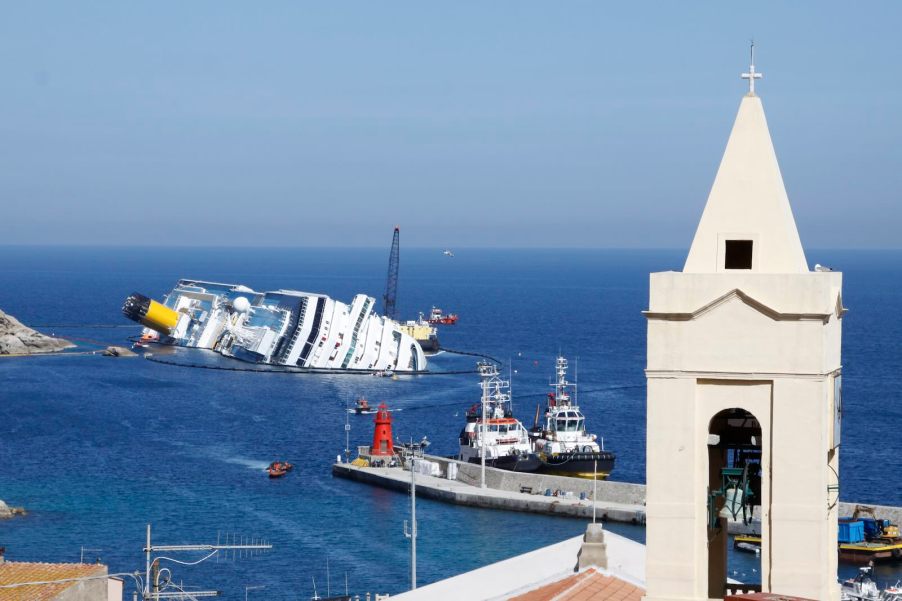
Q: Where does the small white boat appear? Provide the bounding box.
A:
[841,566,894,601]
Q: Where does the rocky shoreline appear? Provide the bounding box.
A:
[0,500,26,519]
[0,308,73,355]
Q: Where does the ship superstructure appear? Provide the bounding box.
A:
[123,280,427,372]
[529,356,615,478]
[399,315,440,353]
[458,362,540,472]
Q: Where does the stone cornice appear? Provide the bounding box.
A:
[644,288,844,323]
[645,367,842,380]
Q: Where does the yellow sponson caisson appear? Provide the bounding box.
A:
[122,293,180,335]
[143,299,179,332]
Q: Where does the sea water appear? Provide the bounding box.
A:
[1,247,900,598]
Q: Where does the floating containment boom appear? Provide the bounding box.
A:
[121,280,427,372]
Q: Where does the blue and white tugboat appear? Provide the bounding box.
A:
[529,356,616,479]
[458,363,540,473]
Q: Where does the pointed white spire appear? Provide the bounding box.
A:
[684,58,808,274]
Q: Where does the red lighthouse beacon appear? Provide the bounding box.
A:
[370,403,395,456]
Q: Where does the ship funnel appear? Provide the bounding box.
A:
[122,293,180,335]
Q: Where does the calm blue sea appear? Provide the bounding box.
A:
[1,247,900,598]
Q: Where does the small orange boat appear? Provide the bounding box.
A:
[267,461,293,478]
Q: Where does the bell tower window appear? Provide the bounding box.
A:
[724,240,753,270]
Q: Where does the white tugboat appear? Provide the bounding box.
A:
[528,356,616,479]
[458,362,540,473]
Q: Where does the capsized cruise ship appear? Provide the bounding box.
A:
[122,280,427,372]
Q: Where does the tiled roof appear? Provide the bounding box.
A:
[0,561,107,601]
[509,568,644,601]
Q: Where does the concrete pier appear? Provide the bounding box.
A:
[332,454,647,524]
[332,454,902,530]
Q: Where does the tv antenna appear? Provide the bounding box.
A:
[141,523,272,600]
[80,546,103,564]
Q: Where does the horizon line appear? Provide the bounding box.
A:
[1,244,900,252]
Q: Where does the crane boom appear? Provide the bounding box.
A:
[383,227,400,320]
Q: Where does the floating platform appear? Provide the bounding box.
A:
[332,453,647,524]
[733,533,902,564]
[839,540,902,563]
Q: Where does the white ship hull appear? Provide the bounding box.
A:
[131,280,426,372]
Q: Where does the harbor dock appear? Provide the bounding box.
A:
[333,451,902,542]
[333,452,647,524]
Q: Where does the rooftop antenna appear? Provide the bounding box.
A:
[143,524,271,600]
[741,39,763,95]
[79,546,102,564]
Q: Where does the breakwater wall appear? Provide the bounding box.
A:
[333,461,646,523]
[425,455,902,526]
[335,454,902,531]
[420,454,644,504]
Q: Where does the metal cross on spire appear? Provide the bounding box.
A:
[741,41,763,95]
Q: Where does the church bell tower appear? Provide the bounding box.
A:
[643,48,844,601]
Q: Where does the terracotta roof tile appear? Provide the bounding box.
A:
[508,568,644,601]
[0,561,107,601]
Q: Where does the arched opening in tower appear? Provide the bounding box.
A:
[707,407,764,598]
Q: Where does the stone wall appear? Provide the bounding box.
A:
[53,577,109,601]
[424,455,646,505]
[422,455,902,530]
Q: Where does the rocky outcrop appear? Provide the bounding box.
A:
[0,500,27,518]
[0,308,73,355]
[102,345,137,357]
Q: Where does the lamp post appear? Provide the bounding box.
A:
[593,459,598,524]
[403,454,417,590]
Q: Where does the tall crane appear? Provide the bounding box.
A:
[383,226,400,320]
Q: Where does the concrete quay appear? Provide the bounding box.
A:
[333,454,902,531]
[332,455,647,524]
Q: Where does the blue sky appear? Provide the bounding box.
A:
[1,2,900,248]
